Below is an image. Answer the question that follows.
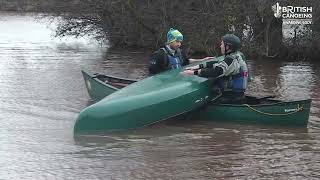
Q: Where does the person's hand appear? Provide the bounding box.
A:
[203,56,215,60]
[181,69,195,75]
[185,65,199,70]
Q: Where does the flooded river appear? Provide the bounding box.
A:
[0,12,320,179]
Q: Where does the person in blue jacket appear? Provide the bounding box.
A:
[182,34,249,104]
[148,28,189,75]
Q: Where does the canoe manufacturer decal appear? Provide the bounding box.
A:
[284,108,299,112]
[284,104,303,113]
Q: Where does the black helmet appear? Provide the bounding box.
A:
[222,34,241,51]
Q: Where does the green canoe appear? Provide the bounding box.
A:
[82,70,136,101]
[75,68,216,133]
[199,96,311,126]
[81,56,225,101]
[80,70,311,128]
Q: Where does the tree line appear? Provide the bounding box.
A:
[1,0,319,60]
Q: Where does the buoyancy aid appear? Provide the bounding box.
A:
[217,51,248,92]
[160,47,183,70]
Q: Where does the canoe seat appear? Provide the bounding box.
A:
[108,82,129,88]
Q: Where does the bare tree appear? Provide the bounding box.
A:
[34,0,319,59]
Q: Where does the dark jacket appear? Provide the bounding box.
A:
[148,46,189,75]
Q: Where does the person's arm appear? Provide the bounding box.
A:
[189,57,215,63]
[148,50,167,75]
[189,58,202,63]
[181,49,190,65]
[181,56,239,77]
[184,56,216,71]
[198,56,236,78]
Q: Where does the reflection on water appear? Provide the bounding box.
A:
[279,62,316,99]
[1,12,320,179]
[247,60,315,100]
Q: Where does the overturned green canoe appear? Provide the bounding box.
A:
[80,70,311,129]
[80,57,223,102]
[75,68,215,133]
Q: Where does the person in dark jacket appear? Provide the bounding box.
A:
[148,28,189,75]
[182,34,248,104]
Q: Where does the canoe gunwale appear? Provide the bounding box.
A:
[82,70,137,91]
[93,75,120,91]
[91,72,138,83]
[214,98,312,107]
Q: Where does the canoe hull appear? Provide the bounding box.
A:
[75,69,214,133]
[199,99,311,126]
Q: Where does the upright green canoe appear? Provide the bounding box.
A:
[75,68,215,133]
[199,96,311,126]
